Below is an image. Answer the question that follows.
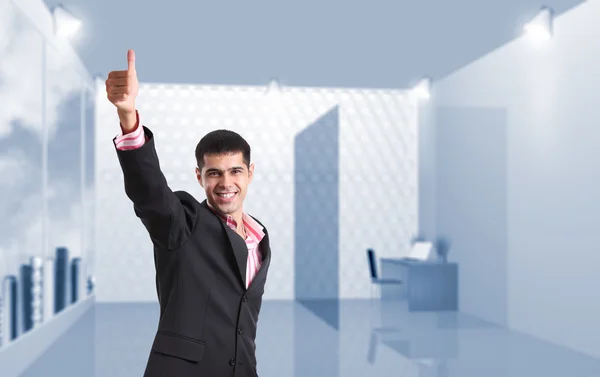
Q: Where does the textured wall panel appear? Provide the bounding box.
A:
[94,81,417,301]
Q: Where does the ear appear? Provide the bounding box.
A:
[248,163,254,182]
[196,167,204,187]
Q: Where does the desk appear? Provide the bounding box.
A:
[380,259,458,311]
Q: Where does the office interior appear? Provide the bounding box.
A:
[1,0,600,376]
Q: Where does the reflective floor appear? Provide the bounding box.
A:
[20,299,600,377]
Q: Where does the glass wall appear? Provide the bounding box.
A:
[0,0,44,281]
[46,45,86,262]
[0,0,95,337]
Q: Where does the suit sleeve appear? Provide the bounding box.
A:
[113,113,197,251]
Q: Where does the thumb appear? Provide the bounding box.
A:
[127,49,136,73]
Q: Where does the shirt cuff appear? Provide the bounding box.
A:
[114,110,146,150]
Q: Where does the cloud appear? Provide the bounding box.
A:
[0,1,93,279]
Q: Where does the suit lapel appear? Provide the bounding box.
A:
[224,218,271,292]
[223,224,248,288]
[201,200,271,291]
[202,200,248,288]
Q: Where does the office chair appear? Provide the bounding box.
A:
[366,249,404,354]
[367,248,403,293]
[366,247,403,322]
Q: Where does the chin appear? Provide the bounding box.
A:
[212,197,237,210]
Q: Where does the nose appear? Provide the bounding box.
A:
[219,173,234,187]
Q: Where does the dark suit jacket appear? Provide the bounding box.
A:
[114,127,271,377]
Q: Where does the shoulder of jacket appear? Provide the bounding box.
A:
[173,190,198,202]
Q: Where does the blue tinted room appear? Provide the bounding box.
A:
[1,0,600,376]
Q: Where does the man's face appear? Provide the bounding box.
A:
[196,152,254,218]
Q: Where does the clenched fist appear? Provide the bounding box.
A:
[106,49,139,131]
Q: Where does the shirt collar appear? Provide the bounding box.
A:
[206,201,265,242]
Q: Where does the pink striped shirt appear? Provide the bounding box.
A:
[114,111,265,288]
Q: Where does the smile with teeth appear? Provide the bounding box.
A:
[217,192,237,198]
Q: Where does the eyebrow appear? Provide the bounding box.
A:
[205,166,245,173]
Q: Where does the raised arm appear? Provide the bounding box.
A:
[106,49,197,251]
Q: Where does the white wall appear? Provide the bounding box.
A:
[420,0,600,358]
[339,91,419,298]
[94,82,418,302]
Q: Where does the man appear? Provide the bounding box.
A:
[105,49,271,377]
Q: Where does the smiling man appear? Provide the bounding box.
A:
[105,49,271,377]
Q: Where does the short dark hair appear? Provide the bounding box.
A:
[195,129,251,171]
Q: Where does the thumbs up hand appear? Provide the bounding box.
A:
[106,49,139,131]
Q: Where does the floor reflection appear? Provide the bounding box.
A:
[19,299,600,377]
[20,305,95,377]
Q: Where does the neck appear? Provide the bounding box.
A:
[233,213,243,227]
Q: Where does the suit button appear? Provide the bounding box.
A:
[229,358,236,366]
[238,328,243,335]
[242,296,248,302]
